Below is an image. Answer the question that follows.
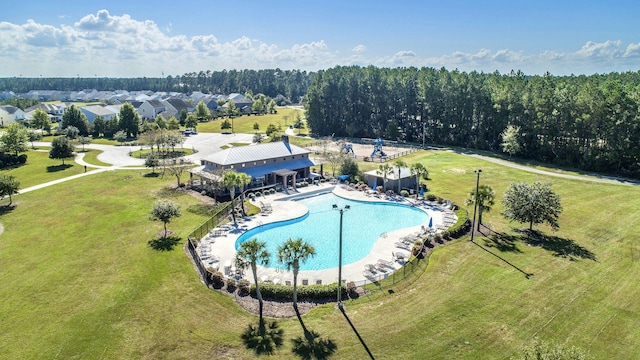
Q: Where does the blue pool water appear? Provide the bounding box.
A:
[235,193,429,271]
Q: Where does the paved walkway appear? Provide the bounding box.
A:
[195,184,455,285]
[20,133,256,194]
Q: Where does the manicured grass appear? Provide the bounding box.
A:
[78,149,112,167]
[0,150,85,188]
[1,149,639,358]
[196,107,309,135]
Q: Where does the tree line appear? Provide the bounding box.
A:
[305,66,640,179]
[0,69,311,103]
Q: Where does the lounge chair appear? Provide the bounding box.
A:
[365,264,377,272]
[315,279,322,285]
[302,279,309,286]
[362,270,376,279]
[377,258,394,269]
[395,242,412,250]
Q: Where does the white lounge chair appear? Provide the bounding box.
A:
[362,270,376,279]
[377,259,394,269]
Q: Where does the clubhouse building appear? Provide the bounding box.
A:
[189,136,322,194]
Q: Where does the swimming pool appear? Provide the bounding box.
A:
[235,193,429,270]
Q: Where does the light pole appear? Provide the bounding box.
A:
[333,204,350,309]
[470,169,482,242]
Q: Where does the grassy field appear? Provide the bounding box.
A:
[0,149,85,188]
[0,149,639,359]
[196,107,309,136]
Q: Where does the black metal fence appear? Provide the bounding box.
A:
[349,250,431,297]
[187,202,233,246]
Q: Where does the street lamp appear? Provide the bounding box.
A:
[333,204,350,309]
[470,169,482,242]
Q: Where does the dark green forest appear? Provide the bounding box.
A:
[0,69,311,102]
[3,65,640,178]
[305,66,640,178]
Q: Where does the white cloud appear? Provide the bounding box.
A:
[352,45,367,53]
[623,42,640,58]
[575,40,622,58]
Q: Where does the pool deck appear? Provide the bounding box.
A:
[197,183,457,286]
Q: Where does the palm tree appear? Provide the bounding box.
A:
[393,159,407,194]
[221,171,252,223]
[409,162,429,198]
[235,238,271,320]
[376,163,393,192]
[278,238,316,310]
[465,184,495,231]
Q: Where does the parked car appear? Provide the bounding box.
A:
[183,129,197,136]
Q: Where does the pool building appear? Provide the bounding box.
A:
[189,135,323,193]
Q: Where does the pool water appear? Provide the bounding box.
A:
[235,193,429,271]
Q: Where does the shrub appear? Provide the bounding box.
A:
[17,154,27,164]
[238,279,251,296]
[226,279,238,293]
[447,209,471,238]
[400,190,409,197]
[209,270,225,288]
[426,194,437,202]
[250,282,345,300]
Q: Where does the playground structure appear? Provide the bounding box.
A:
[370,138,387,158]
[342,143,355,155]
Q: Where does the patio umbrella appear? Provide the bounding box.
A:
[372,182,377,191]
[428,217,433,229]
[419,187,424,197]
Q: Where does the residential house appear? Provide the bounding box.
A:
[227,93,253,114]
[24,103,65,122]
[137,99,166,120]
[0,105,26,127]
[80,105,119,123]
[162,98,193,119]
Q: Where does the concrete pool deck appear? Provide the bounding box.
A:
[198,183,456,286]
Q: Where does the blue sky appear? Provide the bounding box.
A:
[1,0,638,77]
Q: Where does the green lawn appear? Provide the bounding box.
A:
[0,149,85,188]
[78,149,112,167]
[1,149,639,358]
[196,107,309,136]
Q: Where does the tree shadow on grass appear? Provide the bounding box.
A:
[46,164,73,172]
[292,305,337,359]
[148,235,181,251]
[241,318,284,356]
[515,229,597,261]
[143,172,160,178]
[481,230,523,253]
[0,204,17,216]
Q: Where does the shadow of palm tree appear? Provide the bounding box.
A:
[292,306,337,360]
[147,235,181,251]
[516,229,597,261]
[241,318,284,356]
[46,164,73,172]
